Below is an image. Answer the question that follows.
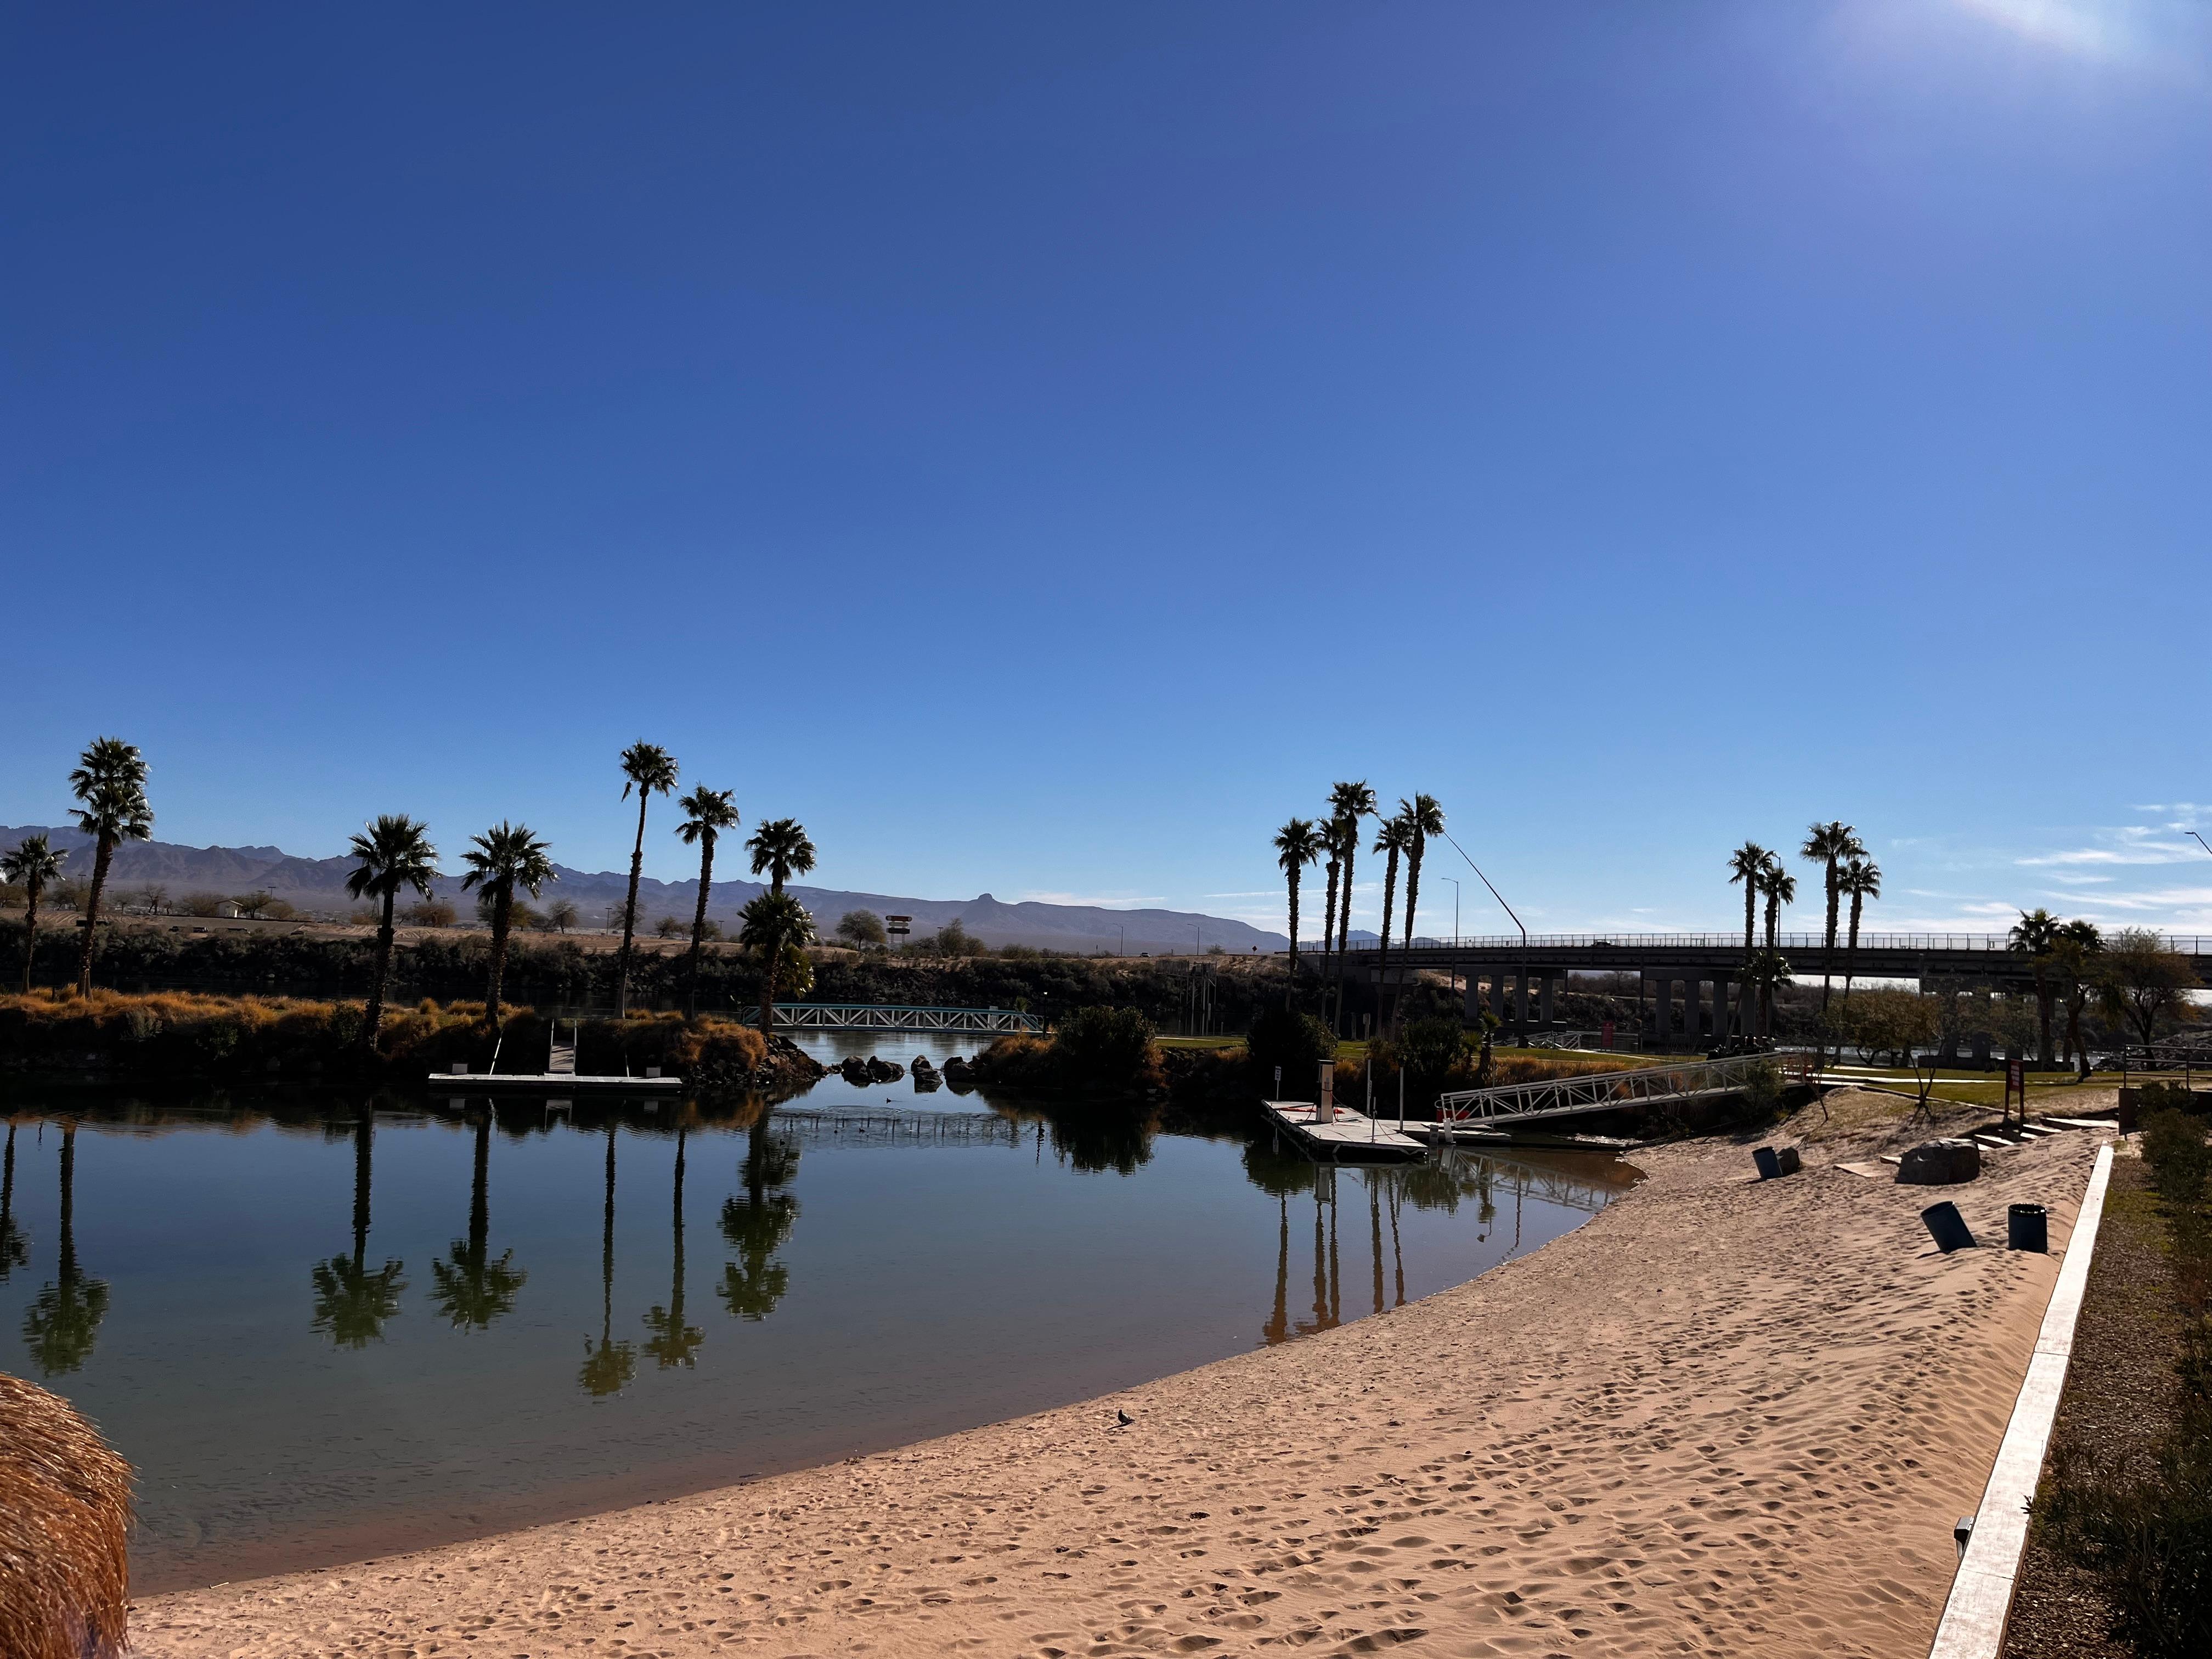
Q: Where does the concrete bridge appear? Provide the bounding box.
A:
[737,1002,1043,1035]
[1319,932,2212,1043]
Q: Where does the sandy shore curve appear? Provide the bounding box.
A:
[134,1119,2101,1657]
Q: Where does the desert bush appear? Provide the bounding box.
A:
[1052,1005,1159,1091]
[836,910,887,947]
[1246,1006,1338,1101]
[655,915,687,939]
[2145,1109,2211,1205]
[403,899,456,929]
[179,893,225,918]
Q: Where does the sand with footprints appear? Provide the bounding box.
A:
[135,1107,2102,1657]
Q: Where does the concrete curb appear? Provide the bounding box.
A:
[1926,1140,2115,1659]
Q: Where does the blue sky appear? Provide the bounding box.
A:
[5,2,2208,940]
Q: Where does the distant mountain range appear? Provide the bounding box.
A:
[0,827,1293,956]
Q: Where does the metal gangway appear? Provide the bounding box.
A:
[735,1002,1043,1035]
[1434,1052,1793,1129]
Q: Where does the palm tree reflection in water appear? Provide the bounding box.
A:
[642,1126,704,1368]
[0,1122,30,1279]
[580,1122,637,1397]
[719,1114,800,1322]
[430,1113,526,1331]
[311,1110,407,1347]
[22,1121,110,1375]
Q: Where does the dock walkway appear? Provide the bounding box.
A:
[1261,1099,1427,1163]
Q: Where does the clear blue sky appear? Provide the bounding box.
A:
[6,3,2208,940]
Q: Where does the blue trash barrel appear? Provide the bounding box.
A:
[1752,1146,1781,1180]
[2008,1203,2049,1253]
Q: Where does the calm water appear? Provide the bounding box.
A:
[0,1032,1635,1593]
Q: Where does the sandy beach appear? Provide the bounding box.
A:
[134,1106,2105,1658]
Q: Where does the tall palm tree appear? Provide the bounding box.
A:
[747,817,817,896]
[344,815,440,1054]
[67,737,154,995]
[615,743,680,1018]
[1398,795,1445,949]
[1396,795,1446,1037]
[459,822,554,1034]
[1370,812,1415,1035]
[674,787,741,1017]
[738,890,817,1037]
[1759,863,1796,1036]
[22,1122,108,1375]
[581,1122,637,1396]
[2,833,67,994]
[1329,782,1377,1029]
[1800,821,1865,1018]
[719,1114,802,1321]
[1725,842,1768,1034]
[642,1125,704,1369]
[1837,856,1882,1001]
[311,1111,407,1347]
[429,1114,526,1330]
[2008,907,2064,1069]
[1272,817,1323,1011]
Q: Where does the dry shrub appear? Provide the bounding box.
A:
[0,1371,132,1659]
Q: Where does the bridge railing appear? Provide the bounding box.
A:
[1310,932,2212,956]
[735,1002,1043,1034]
[1435,1051,1789,1125]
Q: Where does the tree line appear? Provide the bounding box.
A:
[1273,782,1447,1037]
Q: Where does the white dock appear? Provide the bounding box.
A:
[1261,1099,1428,1163]
[427,1069,682,1093]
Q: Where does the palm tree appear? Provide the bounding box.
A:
[22,1122,108,1375]
[429,1114,526,1330]
[344,815,440,1054]
[2053,920,2104,1079]
[1837,856,1882,1000]
[614,743,680,1017]
[67,737,154,995]
[1760,863,1796,1036]
[674,787,741,1017]
[2008,907,2064,1069]
[1396,795,1446,1036]
[311,1111,407,1347]
[642,1126,704,1369]
[1272,817,1323,1011]
[459,822,555,1034]
[1725,842,1769,1036]
[738,891,817,1036]
[1328,782,1377,1029]
[2,833,67,994]
[719,1114,802,1321]
[1370,812,1415,1035]
[580,1122,637,1396]
[1800,821,1866,1018]
[747,817,817,896]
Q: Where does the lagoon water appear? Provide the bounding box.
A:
[0,1032,1635,1593]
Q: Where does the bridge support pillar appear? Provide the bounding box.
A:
[1514,971,1531,1031]
[1540,972,1556,1026]
[1464,973,1484,1024]
[1711,973,1732,1039]
[1649,975,1674,1043]
[1489,972,1506,1024]
[1685,977,1704,1044]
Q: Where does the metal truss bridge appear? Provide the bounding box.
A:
[1435,1052,1801,1130]
[737,1002,1043,1035]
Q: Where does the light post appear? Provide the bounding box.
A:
[1440,829,1528,1046]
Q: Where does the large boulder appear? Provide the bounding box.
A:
[1897,1138,1981,1186]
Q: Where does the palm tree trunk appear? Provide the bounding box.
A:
[1819,862,1839,1014]
[363,889,397,1053]
[617,794,650,1018]
[1283,871,1300,1011]
[352,1111,373,1272]
[1334,843,1357,1032]
[759,935,778,1040]
[1395,840,1423,1039]
[1739,887,1756,1035]
[1374,851,1398,1042]
[1320,854,1340,989]
[686,840,715,1018]
[486,887,511,1033]
[1843,893,1864,1000]
[75,831,115,995]
[20,885,36,994]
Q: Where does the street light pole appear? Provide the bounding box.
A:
[1440,829,1528,1046]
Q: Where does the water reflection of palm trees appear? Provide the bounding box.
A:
[642,1126,704,1368]
[0,1122,30,1279]
[580,1122,637,1397]
[22,1121,110,1375]
[430,1113,526,1331]
[311,1111,407,1347]
[718,1114,800,1322]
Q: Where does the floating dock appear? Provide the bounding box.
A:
[426,1069,683,1094]
[1260,1099,1427,1163]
